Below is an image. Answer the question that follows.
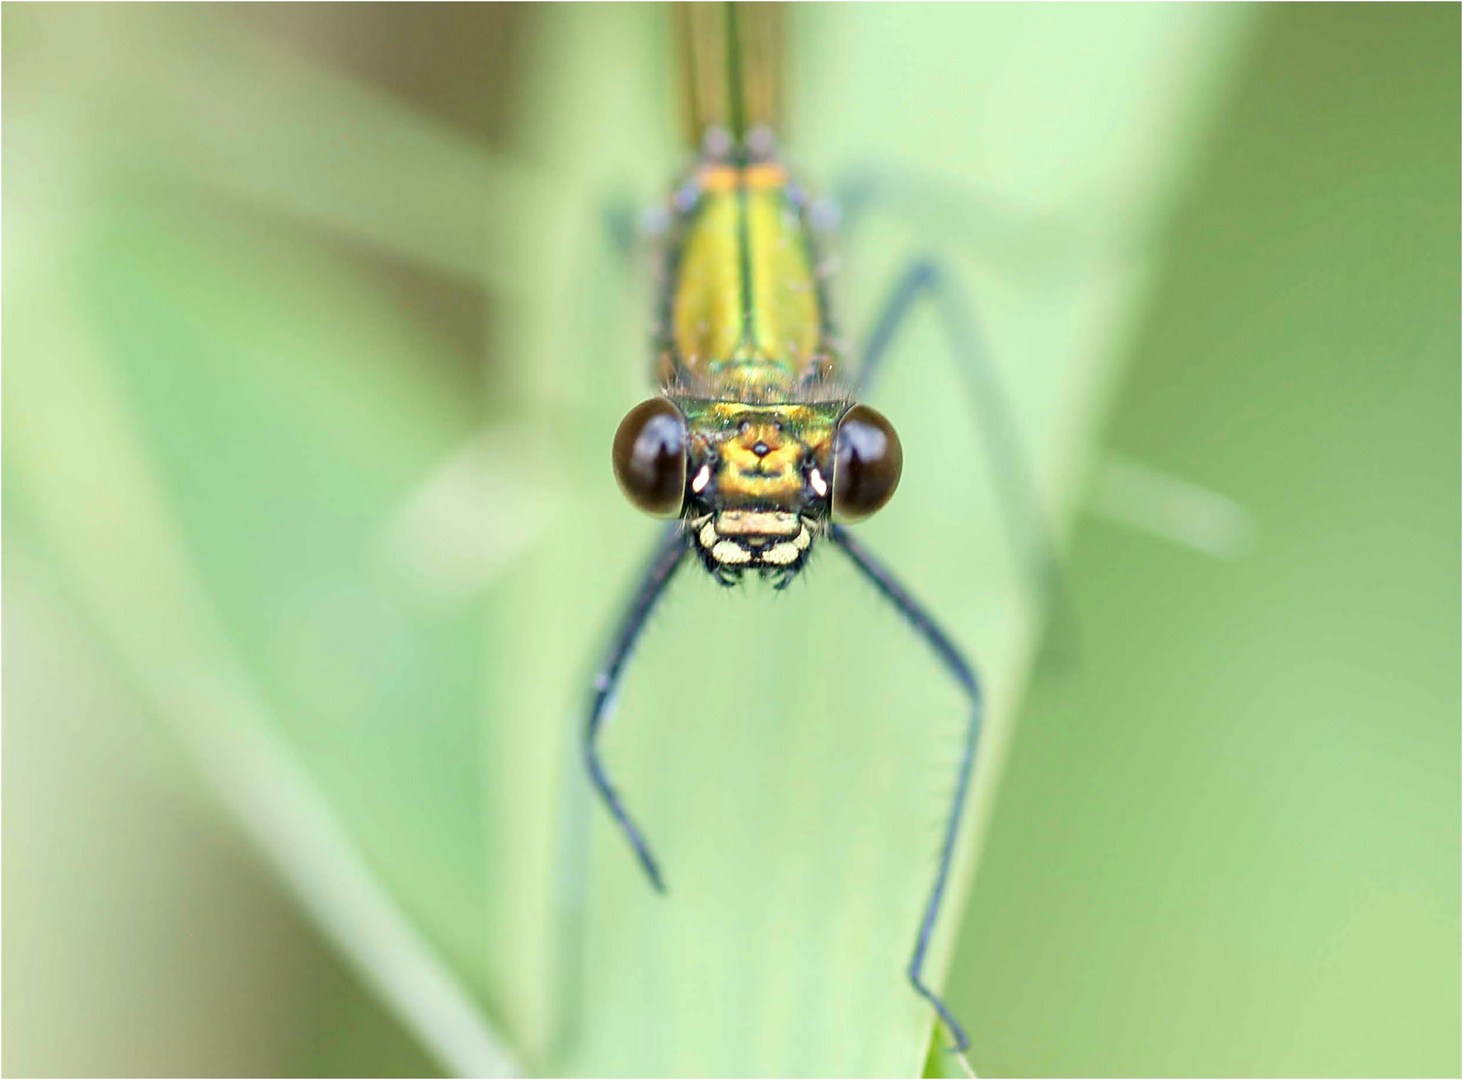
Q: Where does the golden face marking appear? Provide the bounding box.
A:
[676,400,844,580]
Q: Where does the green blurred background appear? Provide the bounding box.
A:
[4,4,1457,1077]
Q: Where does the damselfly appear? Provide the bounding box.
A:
[583,4,1058,1057]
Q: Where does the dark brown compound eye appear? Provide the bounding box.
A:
[832,404,902,521]
[612,398,688,517]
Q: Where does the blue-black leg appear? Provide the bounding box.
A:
[583,522,688,893]
[831,524,982,1054]
[858,257,1072,643]
[830,165,1089,286]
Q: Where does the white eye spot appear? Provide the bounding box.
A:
[809,468,828,497]
[711,540,751,564]
[691,464,711,493]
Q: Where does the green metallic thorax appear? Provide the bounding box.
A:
[656,157,844,403]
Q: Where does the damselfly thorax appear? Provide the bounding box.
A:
[613,132,902,586]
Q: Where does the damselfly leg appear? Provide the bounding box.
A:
[831,524,983,1054]
[857,255,1077,656]
[583,522,686,893]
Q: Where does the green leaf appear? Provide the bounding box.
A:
[4,5,1255,1076]
[498,6,1257,1075]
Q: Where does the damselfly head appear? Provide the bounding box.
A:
[613,396,903,586]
